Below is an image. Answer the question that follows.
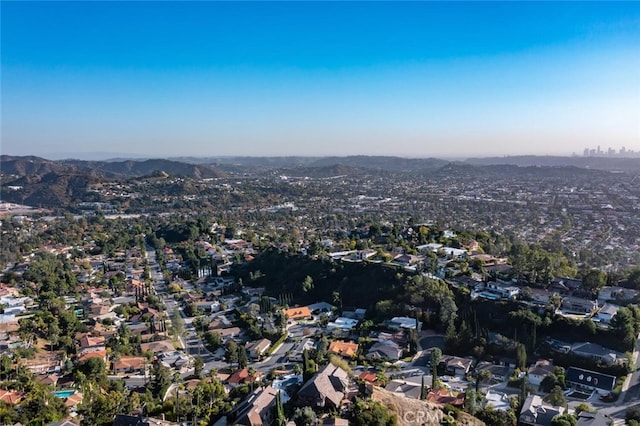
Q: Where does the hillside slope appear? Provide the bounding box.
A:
[372,388,485,426]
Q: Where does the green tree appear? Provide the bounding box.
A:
[574,403,595,415]
[274,390,286,426]
[516,343,527,371]
[544,385,567,407]
[551,414,578,426]
[301,275,314,293]
[581,269,607,293]
[350,398,396,426]
[293,406,317,426]
[476,369,493,392]
[238,345,248,370]
[225,340,238,365]
[430,348,441,389]
[627,406,640,424]
[193,357,204,378]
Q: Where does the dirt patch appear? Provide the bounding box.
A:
[372,387,484,426]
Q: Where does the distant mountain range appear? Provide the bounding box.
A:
[2,154,639,208]
[0,155,226,207]
[1,156,226,179]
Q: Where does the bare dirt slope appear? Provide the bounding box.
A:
[372,388,485,426]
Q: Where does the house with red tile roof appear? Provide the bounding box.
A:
[227,368,263,388]
[0,389,24,404]
[283,306,312,321]
[328,340,359,358]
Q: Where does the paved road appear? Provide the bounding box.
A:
[145,245,295,377]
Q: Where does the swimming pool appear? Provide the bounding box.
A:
[53,390,75,398]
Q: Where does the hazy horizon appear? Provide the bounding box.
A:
[2,2,639,158]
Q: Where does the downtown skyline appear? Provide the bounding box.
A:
[2,1,639,160]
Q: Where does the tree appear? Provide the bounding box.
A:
[430,348,441,389]
[274,390,286,426]
[544,385,567,407]
[193,357,204,378]
[540,373,560,393]
[78,389,124,426]
[551,414,577,426]
[293,406,317,426]
[627,406,640,424]
[611,306,638,351]
[225,340,238,365]
[516,343,527,371]
[581,269,607,293]
[476,369,493,392]
[301,276,314,293]
[464,385,478,415]
[204,331,222,351]
[574,403,595,415]
[150,362,171,398]
[238,345,248,369]
[349,398,397,426]
[420,375,427,400]
[475,406,516,426]
[75,357,107,383]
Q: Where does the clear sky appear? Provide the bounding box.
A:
[2,1,639,159]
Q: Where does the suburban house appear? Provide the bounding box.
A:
[439,355,474,377]
[393,254,423,268]
[227,385,278,426]
[245,338,272,359]
[475,361,510,382]
[426,389,465,407]
[297,364,350,409]
[113,356,147,375]
[140,339,174,355]
[328,340,359,358]
[227,368,263,389]
[389,317,421,331]
[595,303,620,324]
[283,306,312,321]
[288,338,316,363]
[565,367,616,395]
[518,395,566,426]
[0,389,24,405]
[551,277,585,296]
[570,342,625,365]
[527,288,554,306]
[217,327,242,341]
[484,390,511,411]
[527,360,555,387]
[575,411,611,426]
[597,286,638,304]
[385,379,422,400]
[367,339,403,360]
[485,281,520,299]
[327,317,359,331]
[78,335,106,352]
[560,297,598,315]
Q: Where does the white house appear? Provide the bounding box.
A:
[367,339,403,360]
[389,317,420,331]
[595,303,619,324]
[527,360,555,387]
[485,390,511,411]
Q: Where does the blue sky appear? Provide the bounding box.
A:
[2,1,639,159]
